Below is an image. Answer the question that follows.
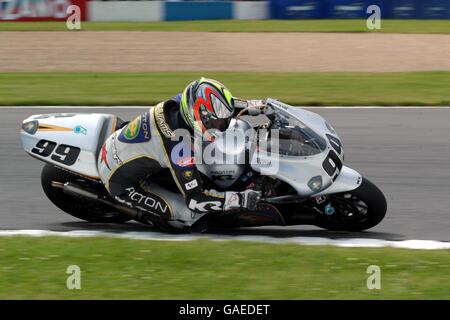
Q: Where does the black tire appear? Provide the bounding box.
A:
[316,177,387,231]
[41,164,131,223]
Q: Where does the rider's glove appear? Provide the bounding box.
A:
[224,190,261,211]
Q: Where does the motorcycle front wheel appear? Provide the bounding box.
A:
[316,177,387,231]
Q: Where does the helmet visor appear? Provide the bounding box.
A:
[200,111,231,132]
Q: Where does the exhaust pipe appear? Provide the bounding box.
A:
[51,181,139,220]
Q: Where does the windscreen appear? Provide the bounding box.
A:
[263,109,327,157]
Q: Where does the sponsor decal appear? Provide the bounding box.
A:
[184,179,198,190]
[73,125,87,135]
[324,203,335,216]
[176,156,195,168]
[122,116,141,140]
[22,120,38,135]
[155,103,174,138]
[100,143,111,170]
[315,195,327,205]
[37,124,73,132]
[111,134,123,165]
[0,0,87,21]
[125,187,171,217]
[118,111,151,144]
[182,170,193,180]
[211,170,235,175]
[212,174,234,182]
[188,199,222,212]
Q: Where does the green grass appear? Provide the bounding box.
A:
[0,236,449,299]
[1,72,450,106]
[1,20,450,34]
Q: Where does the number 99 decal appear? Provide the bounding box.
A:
[322,150,342,181]
[322,134,343,181]
[31,139,80,166]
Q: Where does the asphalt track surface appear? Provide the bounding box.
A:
[1,107,449,241]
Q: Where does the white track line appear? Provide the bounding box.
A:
[0,230,449,250]
[1,106,450,110]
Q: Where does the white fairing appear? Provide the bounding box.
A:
[252,99,361,197]
[313,166,362,196]
[204,98,362,197]
[21,113,117,179]
[254,99,361,197]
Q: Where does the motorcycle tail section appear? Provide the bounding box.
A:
[21,113,119,179]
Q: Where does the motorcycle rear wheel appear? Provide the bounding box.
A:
[316,177,387,231]
[41,164,131,224]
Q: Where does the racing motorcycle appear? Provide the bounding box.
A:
[20,98,387,232]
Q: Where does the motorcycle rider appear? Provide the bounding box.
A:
[97,77,261,230]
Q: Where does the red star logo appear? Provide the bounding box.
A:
[101,143,111,170]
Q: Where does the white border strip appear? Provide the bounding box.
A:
[0,230,449,250]
[0,106,150,109]
[1,106,450,110]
